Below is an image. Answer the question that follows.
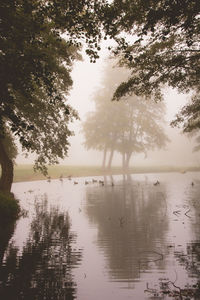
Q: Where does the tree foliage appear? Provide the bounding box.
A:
[108,0,200,133]
[0,0,112,180]
[115,97,169,168]
[171,93,200,151]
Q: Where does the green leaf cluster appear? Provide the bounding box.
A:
[108,0,199,134]
[0,0,85,173]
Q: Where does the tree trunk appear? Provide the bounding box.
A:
[125,152,132,170]
[107,148,114,169]
[122,152,126,171]
[0,139,14,193]
[102,146,107,169]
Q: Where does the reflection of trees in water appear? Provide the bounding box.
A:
[0,198,82,300]
[175,243,200,278]
[185,182,200,279]
[0,220,16,266]
[188,181,200,238]
[176,183,200,289]
[85,177,168,281]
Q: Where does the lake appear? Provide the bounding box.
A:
[0,172,200,299]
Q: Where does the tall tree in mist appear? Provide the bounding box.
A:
[82,60,169,170]
[116,97,169,170]
[82,62,129,169]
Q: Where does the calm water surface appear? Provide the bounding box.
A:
[1,172,200,299]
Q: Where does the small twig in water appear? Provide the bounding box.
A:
[119,217,125,227]
[138,250,164,272]
[145,282,158,294]
[185,208,191,218]
[167,281,183,300]
[166,269,183,300]
[173,210,181,216]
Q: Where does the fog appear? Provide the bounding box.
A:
[16,49,199,168]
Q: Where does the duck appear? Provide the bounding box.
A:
[153,180,160,186]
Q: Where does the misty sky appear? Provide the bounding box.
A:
[16,46,200,168]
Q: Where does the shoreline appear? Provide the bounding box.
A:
[13,164,200,183]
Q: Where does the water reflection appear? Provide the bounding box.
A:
[85,176,169,283]
[4,173,200,299]
[188,180,200,239]
[0,197,82,300]
[172,182,200,297]
[0,220,16,266]
[180,180,200,282]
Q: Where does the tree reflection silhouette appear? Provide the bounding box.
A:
[85,177,168,282]
[0,199,82,300]
[0,219,16,266]
[174,182,200,291]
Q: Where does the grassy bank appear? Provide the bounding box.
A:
[13,164,200,183]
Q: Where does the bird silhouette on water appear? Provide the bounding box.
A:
[153,180,160,186]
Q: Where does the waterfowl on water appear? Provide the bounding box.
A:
[153,180,160,186]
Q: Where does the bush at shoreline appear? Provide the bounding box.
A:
[0,192,20,224]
